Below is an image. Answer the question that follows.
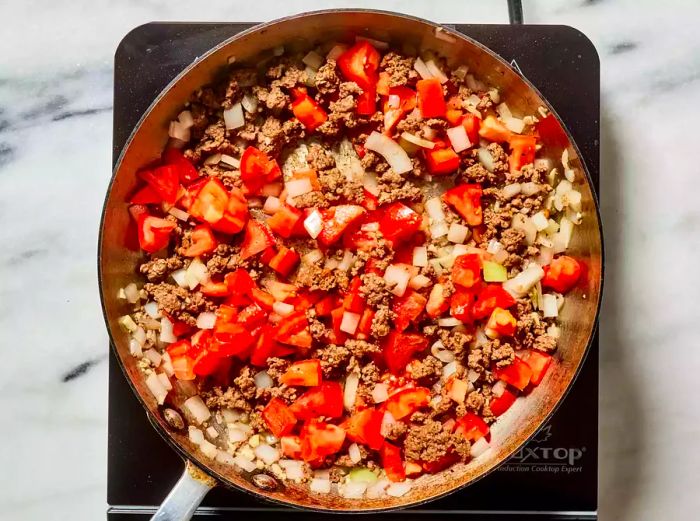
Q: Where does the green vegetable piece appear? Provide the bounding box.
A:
[483,261,507,282]
[347,467,378,484]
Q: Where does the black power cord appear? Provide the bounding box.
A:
[508,0,524,24]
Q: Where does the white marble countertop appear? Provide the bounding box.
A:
[1,0,698,519]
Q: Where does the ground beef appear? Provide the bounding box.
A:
[486,143,509,174]
[189,121,236,161]
[514,299,549,350]
[404,420,470,463]
[265,358,290,384]
[465,388,491,418]
[295,263,349,292]
[380,52,418,87]
[252,84,288,113]
[202,386,252,412]
[318,82,363,137]
[306,143,336,171]
[359,273,391,308]
[206,244,241,275]
[385,421,408,442]
[479,206,512,246]
[533,334,557,352]
[318,168,364,204]
[313,344,351,377]
[139,256,184,282]
[436,328,472,361]
[371,305,394,338]
[308,316,330,341]
[293,191,330,209]
[345,339,381,358]
[221,68,258,108]
[376,168,422,205]
[460,163,491,185]
[360,361,381,384]
[314,60,341,95]
[407,355,443,381]
[488,339,516,368]
[354,235,393,274]
[144,282,215,326]
[396,112,422,135]
[233,366,257,400]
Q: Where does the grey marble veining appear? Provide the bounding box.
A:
[0,0,698,519]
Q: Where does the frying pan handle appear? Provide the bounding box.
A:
[151,460,216,521]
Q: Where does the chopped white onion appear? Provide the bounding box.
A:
[425,59,449,84]
[204,153,222,166]
[216,450,236,466]
[340,481,367,499]
[503,116,525,134]
[365,132,413,174]
[453,64,469,79]
[478,147,495,172]
[383,264,411,297]
[189,426,205,445]
[310,478,332,494]
[304,210,323,239]
[223,103,245,130]
[532,211,549,231]
[129,338,143,357]
[161,352,174,377]
[146,372,168,405]
[501,183,522,200]
[467,369,480,383]
[241,93,258,113]
[492,379,507,397]
[503,264,545,298]
[340,311,361,335]
[367,478,390,499]
[431,340,455,363]
[521,182,540,196]
[324,257,339,270]
[196,312,216,330]
[168,120,190,142]
[537,246,554,266]
[446,125,471,152]
[263,196,281,215]
[511,214,537,245]
[302,50,324,70]
[199,439,218,457]
[362,170,380,196]
[414,57,434,79]
[348,443,362,464]
[303,248,324,264]
[286,178,313,199]
[412,246,428,267]
[234,455,257,472]
[168,206,190,221]
[496,102,512,119]
[409,274,431,290]
[338,250,356,272]
[326,43,348,61]
[372,383,389,403]
[272,301,294,317]
[183,395,211,424]
[124,283,140,304]
[442,361,458,380]
[470,437,491,458]
[542,294,559,318]
[254,370,273,389]
[400,131,435,149]
[553,217,574,254]
[159,317,177,343]
[171,268,187,288]
[279,459,305,481]
[132,326,147,346]
[254,444,280,465]
[313,469,331,480]
[422,127,438,141]
[387,481,412,497]
[220,154,240,168]
[486,240,501,255]
[228,428,248,444]
[344,372,360,411]
[429,220,449,239]
[438,317,462,327]
[185,258,208,290]
[425,197,446,223]
[447,223,469,244]
[144,349,162,367]
[177,110,194,129]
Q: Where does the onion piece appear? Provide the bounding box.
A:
[254,444,280,465]
[189,426,205,445]
[425,197,446,222]
[168,121,190,142]
[220,154,240,169]
[310,478,331,494]
[263,196,281,215]
[387,481,412,497]
[532,211,549,231]
[365,132,413,174]
[168,206,190,221]
[447,223,469,244]
[185,258,208,290]
[177,110,194,128]
[302,50,324,70]
[183,395,211,424]
[442,361,458,380]
[400,131,435,149]
[438,317,462,327]
[383,264,411,297]
[414,57,433,79]
[502,183,522,200]
[372,383,389,403]
[216,450,235,466]
[171,268,187,288]
[146,372,168,405]
[303,248,324,264]
[409,274,431,290]
[446,125,471,152]
[412,246,428,267]
[304,210,323,239]
[272,301,294,317]
[228,427,248,443]
[124,283,139,304]
[429,221,449,240]
[348,443,362,464]
[431,340,455,363]
[326,43,348,61]
[542,294,559,318]
[492,379,507,397]
[241,93,258,113]
[159,317,176,343]
[158,372,173,391]
[511,214,537,245]
[254,370,273,389]
[425,59,448,84]
[338,250,355,272]
[478,147,495,172]
[223,103,245,130]
[367,478,390,499]
[380,411,397,437]
[344,372,360,411]
[503,264,545,298]
[286,178,313,198]
[470,437,491,458]
[132,326,147,346]
[129,338,142,357]
[503,116,525,134]
[204,153,222,166]
[234,455,256,472]
[144,349,162,367]
[196,312,216,330]
[340,311,360,335]
[340,481,367,499]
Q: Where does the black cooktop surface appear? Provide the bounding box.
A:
[109,20,600,520]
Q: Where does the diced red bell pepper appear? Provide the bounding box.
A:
[422,452,460,474]
[450,287,476,324]
[290,382,344,420]
[315,294,338,317]
[240,219,276,260]
[461,113,481,145]
[137,214,176,253]
[211,187,248,235]
[535,113,568,148]
[248,287,274,312]
[280,435,303,459]
[472,284,517,319]
[178,176,208,211]
[384,387,430,420]
[454,412,490,442]
[446,109,463,126]
[416,78,446,118]
[276,312,312,350]
[452,253,482,289]
[490,388,517,417]
[377,72,391,96]
[213,321,255,357]
[356,88,377,115]
[262,398,298,438]
[182,224,218,257]
[290,169,321,191]
[162,148,200,185]
[495,358,533,391]
[224,268,255,295]
[170,354,196,381]
[292,92,328,131]
[478,115,512,142]
[343,408,384,450]
[521,351,552,386]
[343,276,365,313]
[542,255,582,293]
[357,307,375,339]
[485,307,517,338]
[317,205,366,246]
[509,134,537,174]
[250,324,281,367]
[171,319,194,338]
[381,442,406,482]
[425,147,460,175]
[240,146,282,195]
[382,86,417,133]
[129,184,162,205]
[329,306,348,345]
[379,202,422,244]
[236,303,269,329]
[189,177,229,224]
[442,184,483,226]
[280,359,322,387]
[139,164,180,205]
[192,344,225,376]
[337,40,380,91]
[300,420,346,462]
[265,280,298,302]
[199,280,230,297]
[426,283,449,318]
[268,245,300,278]
[392,290,427,332]
[383,332,429,375]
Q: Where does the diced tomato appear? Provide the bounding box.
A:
[262,398,297,437]
[300,420,346,462]
[182,224,217,257]
[292,92,328,131]
[268,245,300,278]
[276,312,312,350]
[259,247,276,265]
[509,134,537,174]
[422,452,460,474]
[137,214,176,253]
[454,412,490,442]
[377,71,391,96]
[162,148,200,185]
[495,358,533,391]
[356,88,377,115]
[329,306,348,345]
[213,322,255,357]
[139,164,180,204]
[250,324,281,367]
[189,177,229,224]
[280,359,322,387]
[535,113,568,148]
[280,435,303,459]
[224,268,256,296]
[315,294,338,317]
[336,40,380,91]
[171,319,194,338]
[192,346,224,376]
[472,284,516,319]
[236,303,268,329]
[343,277,365,313]
[485,307,517,338]
[249,287,275,311]
[199,280,229,297]
[357,307,375,339]
[425,283,449,318]
[461,113,481,145]
[379,202,422,244]
[405,460,423,477]
[521,350,553,386]
[290,382,344,420]
[478,115,512,142]
[211,187,248,235]
[343,408,384,450]
[442,184,483,226]
[240,219,276,260]
[446,109,463,126]
[542,255,582,293]
[129,184,162,205]
[317,205,366,246]
[425,147,460,175]
[170,354,196,380]
[416,78,446,118]
[490,388,517,417]
[450,287,476,324]
[383,332,429,375]
[392,290,427,332]
[381,442,406,482]
[384,387,430,420]
[178,177,208,211]
[240,146,282,195]
[445,377,470,404]
[452,253,482,289]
